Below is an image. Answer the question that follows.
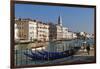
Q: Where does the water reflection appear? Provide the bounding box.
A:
[15,38,94,66]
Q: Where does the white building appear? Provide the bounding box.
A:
[28,20,37,41]
[62,27,68,39]
[86,33,92,38]
[15,16,78,42]
[56,24,63,40]
[66,31,73,39]
[37,22,49,41]
[14,23,19,40]
[80,32,86,36]
[56,16,63,40]
[15,19,38,41]
[72,33,77,39]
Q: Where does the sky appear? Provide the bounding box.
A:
[15,4,95,34]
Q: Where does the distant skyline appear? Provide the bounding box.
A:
[15,4,95,34]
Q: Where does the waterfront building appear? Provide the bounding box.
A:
[86,33,92,38]
[56,25,63,40]
[15,18,37,41]
[66,31,73,39]
[15,23,19,41]
[72,32,77,39]
[62,27,69,40]
[37,21,49,41]
[15,18,50,42]
[15,16,77,42]
[80,32,86,36]
[28,20,37,41]
[49,23,57,41]
[56,16,63,40]
[15,18,29,40]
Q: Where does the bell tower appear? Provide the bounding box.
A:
[58,16,62,26]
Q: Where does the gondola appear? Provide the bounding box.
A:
[24,51,48,60]
[24,49,75,60]
[37,50,70,59]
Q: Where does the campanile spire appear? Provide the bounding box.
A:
[58,16,62,26]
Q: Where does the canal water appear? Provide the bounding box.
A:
[14,39,94,66]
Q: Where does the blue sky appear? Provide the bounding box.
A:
[15,4,94,34]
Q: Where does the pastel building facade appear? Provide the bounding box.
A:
[15,16,77,42]
[15,23,19,40]
[72,33,77,39]
[62,27,69,39]
[80,32,86,36]
[37,22,49,41]
[15,19,29,40]
[66,31,73,39]
[56,16,63,40]
[15,19,37,41]
[28,20,37,41]
[56,24,63,40]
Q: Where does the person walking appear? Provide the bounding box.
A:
[86,44,90,55]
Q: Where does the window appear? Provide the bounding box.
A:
[30,27,34,29]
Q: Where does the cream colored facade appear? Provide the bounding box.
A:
[80,32,86,36]
[72,33,77,39]
[66,31,73,39]
[15,18,50,42]
[15,16,77,42]
[15,19,29,40]
[37,22,49,41]
[56,16,63,40]
[15,19,37,41]
[56,24,63,40]
[28,21,37,41]
[62,27,68,39]
[15,23,19,40]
